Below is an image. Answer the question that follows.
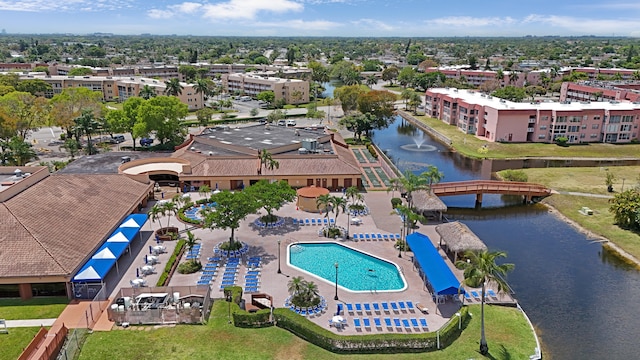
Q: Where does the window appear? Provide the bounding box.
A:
[622,115,634,123]
[619,133,630,140]
[539,125,547,130]
[609,115,621,123]
[538,134,546,139]
[590,134,598,138]
[621,124,633,132]
[556,116,567,123]
[568,126,580,132]
[592,124,599,129]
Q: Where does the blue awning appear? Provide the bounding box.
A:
[73,258,115,282]
[119,214,148,229]
[406,232,464,295]
[97,241,128,259]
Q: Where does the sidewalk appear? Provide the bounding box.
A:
[4,318,56,328]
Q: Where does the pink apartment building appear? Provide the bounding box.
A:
[425,88,640,144]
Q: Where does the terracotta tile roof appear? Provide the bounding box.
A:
[0,174,153,278]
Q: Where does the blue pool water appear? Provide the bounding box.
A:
[288,242,407,292]
[183,203,216,222]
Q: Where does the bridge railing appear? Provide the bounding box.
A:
[432,180,550,195]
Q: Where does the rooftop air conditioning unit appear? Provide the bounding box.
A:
[301,138,318,152]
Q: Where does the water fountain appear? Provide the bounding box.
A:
[399,135,438,152]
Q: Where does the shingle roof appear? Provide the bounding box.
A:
[0,174,153,278]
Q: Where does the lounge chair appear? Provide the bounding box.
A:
[376,233,383,240]
[202,271,217,276]
[323,218,328,225]
[363,318,371,330]
[402,319,411,331]
[372,303,380,312]
[292,218,298,225]
[390,302,399,312]
[329,218,335,225]
[363,303,372,313]
[384,317,393,328]
[464,292,473,302]
[353,318,362,330]
[364,233,371,240]
[487,289,498,300]
[415,302,428,314]
[196,280,210,285]
[471,291,481,301]
[311,218,317,225]
[346,303,354,314]
[410,318,420,329]
[398,301,407,312]
[305,218,310,225]
[419,318,428,330]
[394,233,401,239]
[336,303,344,316]
[382,234,389,240]
[405,301,415,312]
[245,287,259,293]
[381,302,390,312]
[393,318,402,330]
[373,318,382,329]
[355,303,363,313]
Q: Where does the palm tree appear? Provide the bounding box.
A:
[424,165,444,193]
[162,201,177,229]
[184,230,200,264]
[139,85,156,100]
[456,250,515,356]
[73,109,100,155]
[329,196,347,228]
[198,184,211,199]
[259,149,279,177]
[400,88,413,110]
[494,69,504,87]
[508,71,519,85]
[148,204,163,231]
[59,138,80,159]
[194,78,211,103]
[316,194,332,222]
[5,137,37,166]
[366,75,378,87]
[287,276,306,296]
[389,170,429,209]
[164,78,183,96]
[302,281,319,303]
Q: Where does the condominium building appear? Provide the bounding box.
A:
[18,74,204,110]
[561,81,640,103]
[425,88,640,144]
[221,73,309,104]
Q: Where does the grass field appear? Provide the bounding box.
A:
[415,115,640,159]
[78,302,537,360]
[0,297,69,320]
[0,327,44,360]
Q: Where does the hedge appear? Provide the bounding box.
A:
[232,308,272,328]
[156,239,185,286]
[366,144,379,159]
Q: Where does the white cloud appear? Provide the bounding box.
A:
[201,0,303,20]
[351,18,394,31]
[0,0,133,12]
[147,8,175,19]
[171,2,202,14]
[426,16,516,27]
[253,19,340,31]
[523,14,640,35]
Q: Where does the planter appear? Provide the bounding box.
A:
[155,227,179,241]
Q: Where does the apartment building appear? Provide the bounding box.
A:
[561,81,640,103]
[425,88,640,144]
[221,73,309,104]
[18,74,204,110]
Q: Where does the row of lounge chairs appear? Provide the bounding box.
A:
[352,317,428,332]
[344,301,415,314]
[213,242,249,258]
[463,289,499,302]
[351,233,401,241]
[197,256,222,286]
[219,258,241,290]
[348,208,369,216]
[285,296,327,317]
[254,218,285,229]
[243,257,262,293]
[185,243,201,261]
[293,218,336,226]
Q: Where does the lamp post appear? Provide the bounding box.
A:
[277,239,282,274]
[334,262,339,300]
[398,226,403,258]
[346,211,350,240]
[226,292,232,324]
[455,312,462,329]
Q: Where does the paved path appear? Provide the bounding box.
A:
[554,190,613,199]
[4,318,56,328]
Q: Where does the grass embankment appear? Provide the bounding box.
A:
[78,302,535,360]
[414,115,640,159]
[0,327,45,360]
[0,297,68,320]
[516,166,640,261]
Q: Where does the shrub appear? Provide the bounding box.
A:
[366,144,379,159]
[233,308,272,328]
[223,286,243,304]
[322,227,342,238]
[220,240,243,251]
[555,136,569,147]
[500,169,528,182]
[391,197,402,209]
[177,260,202,274]
[156,239,185,286]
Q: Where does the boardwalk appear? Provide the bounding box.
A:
[432,180,551,204]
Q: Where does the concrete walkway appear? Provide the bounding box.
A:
[554,190,613,198]
[4,318,56,328]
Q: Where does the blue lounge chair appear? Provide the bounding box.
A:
[410,318,420,329]
[471,291,481,301]
[487,289,498,299]
[305,218,310,225]
[372,303,380,312]
[200,275,213,280]
[311,218,317,225]
[346,303,354,314]
[364,233,371,240]
[329,218,335,225]
[355,303,363,313]
[406,301,415,312]
[353,318,362,330]
[363,318,371,329]
[196,280,210,285]
[245,287,259,293]
[398,301,407,312]
[202,271,217,276]
[363,303,371,313]
[292,218,298,225]
[376,233,383,240]
[323,218,328,225]
[244,274,259,279]
[464,292,473,302]
[402,319,411,331]
[390,302,399,312]
[381,302,390,312]
[393,318,402,329]
[394,233,401,239]
[336,303,344,316]
[384,317,393,328]
[382,234,389,240]
[419,318,428,330]
[373,318,382,328]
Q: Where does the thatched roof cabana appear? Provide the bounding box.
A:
[412,190,447,221]
[435,221,487,262]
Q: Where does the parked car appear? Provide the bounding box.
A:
[286,119,297,127]
[277,120,286,126]
[140,138,153,146]
[111,135,125,144]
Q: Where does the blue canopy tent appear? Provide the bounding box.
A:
[406,232,464,296]
[73,258,116,282]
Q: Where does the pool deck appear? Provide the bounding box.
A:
[109,190,513,334]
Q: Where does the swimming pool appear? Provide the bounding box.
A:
[183,203,216,222]
[288,242,407,292]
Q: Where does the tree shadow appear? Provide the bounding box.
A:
[475,344,513,360]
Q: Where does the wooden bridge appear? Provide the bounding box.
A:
[431,180,552,206]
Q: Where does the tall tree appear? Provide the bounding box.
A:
[3,136,37,166]
[456,251,515,355]
[73,109,101,155]
[334,85,365,115]
[201,190,258,248]
[50,87,103,135]
[106,96,145,150]
[0,91,49,140]
[246,180,296,224]
[164,78,183,96]
[139,85,156,100]
[381,67,399,85]
[193,78,211,103]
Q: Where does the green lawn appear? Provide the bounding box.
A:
[0,327,44,360]
[78,302,537,360]
[415,115,640,159]
[0,297,69,320]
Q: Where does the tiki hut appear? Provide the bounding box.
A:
[296,185,330,213]
[435,221,487,262]
[412,190,447,221]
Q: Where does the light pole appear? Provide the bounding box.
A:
[226,292,232,324]
[277,239,282,274]
[622,178,626,192]
[334,262,339,300]
[398,226,403,258]
[346,211,350,240]
[455,312,461,329]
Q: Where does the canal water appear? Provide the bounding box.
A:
[372,116,640,360]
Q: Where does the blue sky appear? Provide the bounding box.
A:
[1,0,640,37]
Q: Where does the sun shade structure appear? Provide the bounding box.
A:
[296,185,330,213]
[411,190,447,221]
[435,221,487,262]
[406,232,464,296]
